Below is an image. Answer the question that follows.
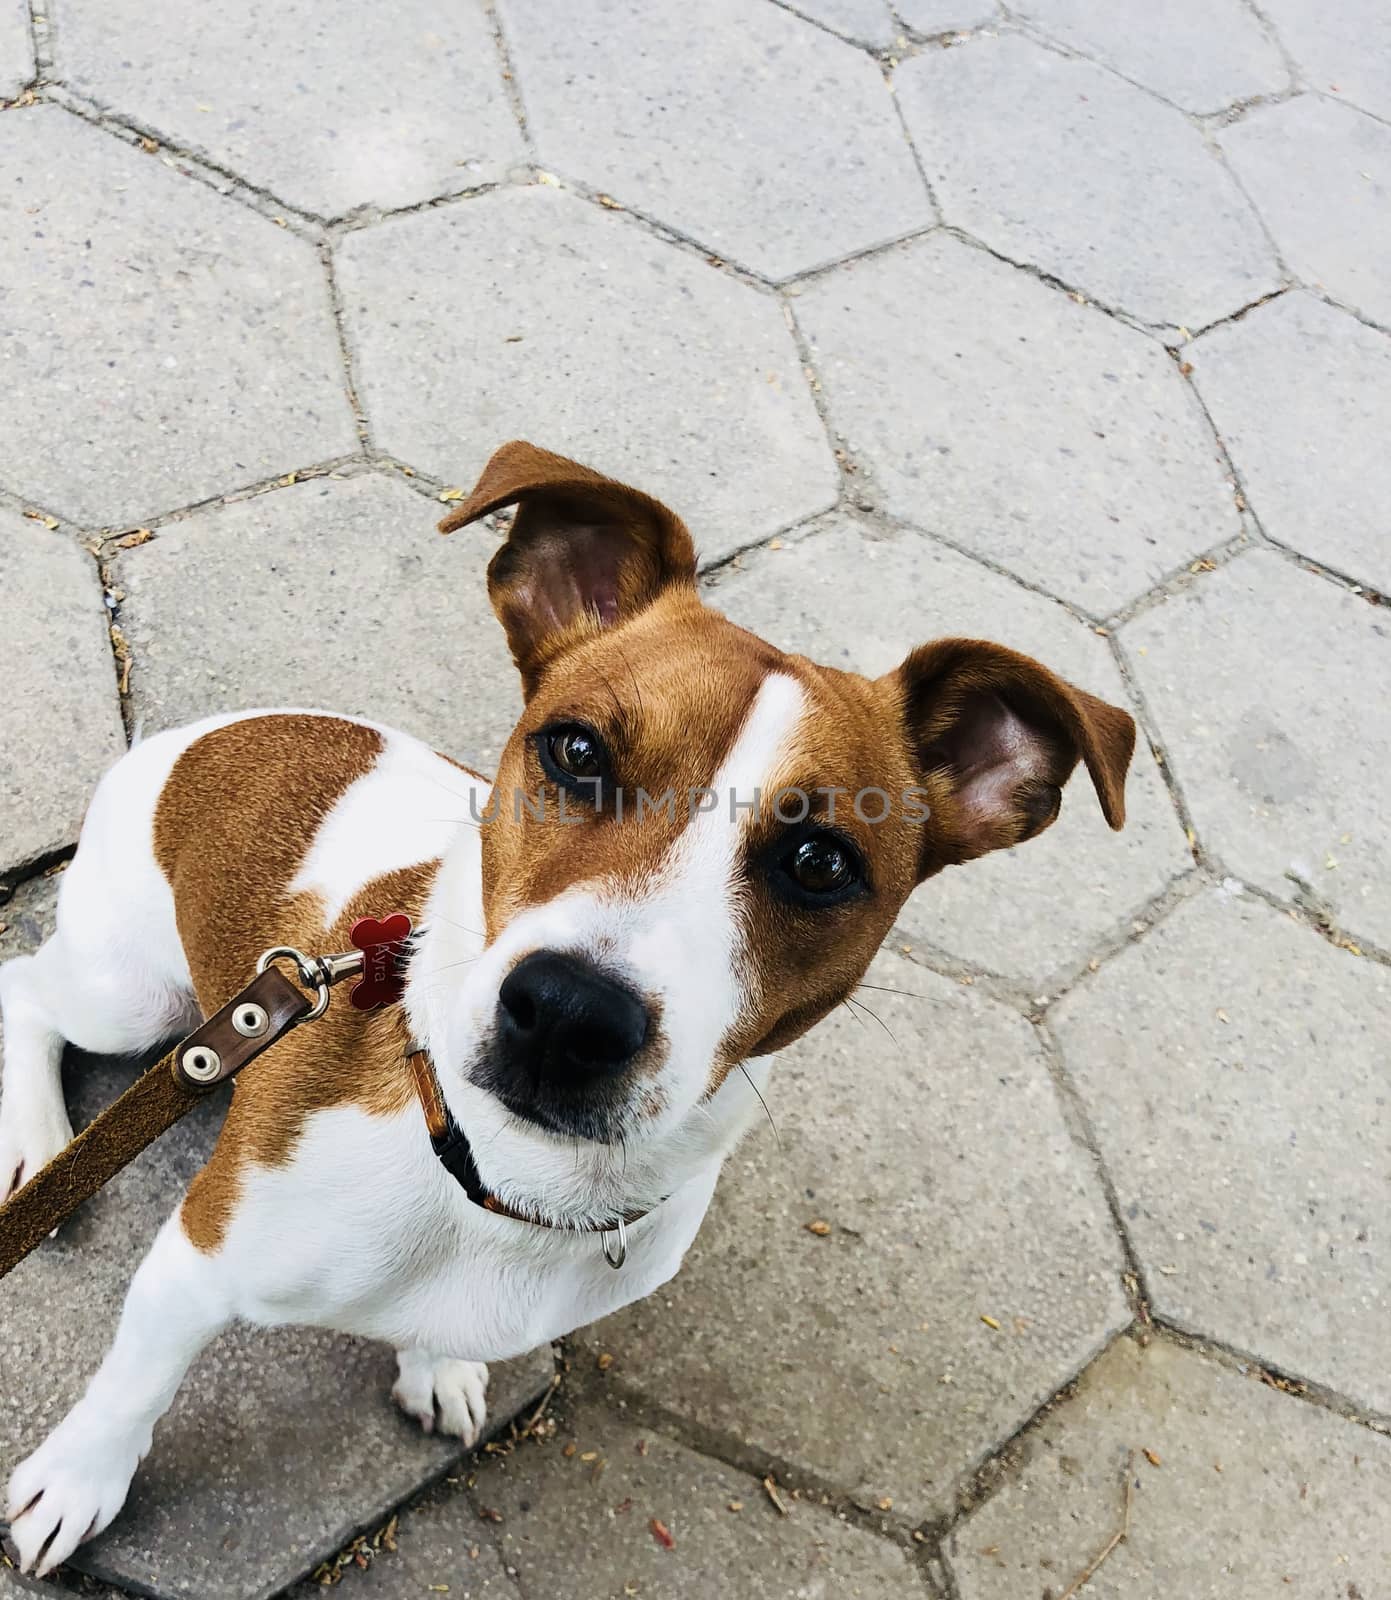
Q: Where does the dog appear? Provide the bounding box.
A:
[0,441,1135,1574]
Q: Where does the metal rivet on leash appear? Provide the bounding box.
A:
[602,1216,628,1271]
[180,1044,222,1084]
[231,1002,270,1039]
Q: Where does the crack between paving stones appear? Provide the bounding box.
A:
[1205,134,1296,279]
[1032,1017,1155,1321]
[764,0,884,53]
[567,1364,931,1558]
[482,0,534,157]
[1215,871,1391,972]
[999,11,1249,128]
[1029,869,1207,1012]
[43,86,330,236]
[320,244,372,448]
[80,455,368,540]
[1101,522,1258,634]
[883,64,944,220]
[862,502,1112,626]
[530,166,779,292]
[1237,0,1304,88]
[771,293,858,508]
[0,844,77,903]
[1148,1322,1391,1438]
[1177,282,1290,343]
[887,15,1004,56]
[879,866,1203,1021]
[926,1323,1137,1541]
[777,219,943,290]
[1163,359,1391,605]
[326,176,506,238]
[1253,539,1391,615]
[936,225,1159,340]
[1104,630,1208,863]
[25,0,52,77]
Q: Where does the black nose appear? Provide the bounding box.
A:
[496,951,649,1085]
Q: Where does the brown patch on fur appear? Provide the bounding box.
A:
[154,716,438,1252]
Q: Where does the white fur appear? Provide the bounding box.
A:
[1,687,803,1573]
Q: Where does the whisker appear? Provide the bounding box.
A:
[418,954,482,976]
[845,994,898,1048]
[738,1062,781,1150]
[855,981,923,1000]
[419,767,492,800]
[840,997,867,1032]
[428,912,488,942]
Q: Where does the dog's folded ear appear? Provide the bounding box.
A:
[882,638,1137,877]
[439,441,698,692]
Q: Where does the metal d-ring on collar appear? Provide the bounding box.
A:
[602,1217,628,1270]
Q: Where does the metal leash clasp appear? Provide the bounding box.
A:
[255,945,364,1022]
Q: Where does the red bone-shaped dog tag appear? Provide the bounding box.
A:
[349,914,413,1010]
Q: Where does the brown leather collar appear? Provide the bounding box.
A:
[406,1047,653,1240]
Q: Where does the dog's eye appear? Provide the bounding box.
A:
[535,723,610,801]
[550,728,603,780]
[776,830,865,904]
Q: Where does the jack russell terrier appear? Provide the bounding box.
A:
[1,441,1135,1575]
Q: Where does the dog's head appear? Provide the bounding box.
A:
[428,442,1134,1155]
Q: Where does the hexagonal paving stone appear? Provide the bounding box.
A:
[0,107,357,529]
[575,949,1129,1525]
[779,0,898,48]
[1126,555,1391,950]
[896,33,1281,330]
[1186,295,1391,595]
[0,510,125,875]
[1052,889,1389,1414]
[949,1337,1391,1598]
[59,0,525,219]
[0,0,31,99]
[345,1396,921,1598]
[337,185,839,565]
[708,520,1189,985]
[495,0,933,280]
[113,472,522,770]
[0,879,553,1600]
[1220,97,1391,331]
[1011,0,1287,113]
[794,232,1240,614]
[1258,0,1391,122]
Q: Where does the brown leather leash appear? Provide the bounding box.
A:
[0,918,654,1279]
[0,952,338,1281]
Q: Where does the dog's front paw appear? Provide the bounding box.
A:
[391,1350,490,1446]
[0,1103,73,1202]
[5,1412,145,1576]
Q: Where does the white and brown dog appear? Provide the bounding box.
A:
[1,441,1135,1574]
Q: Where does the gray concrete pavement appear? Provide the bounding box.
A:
[2,1,1388,1596]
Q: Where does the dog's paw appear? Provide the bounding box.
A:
[391,1351,490,1446]
[0,1103,73,1202]
[5,1413,144,1577]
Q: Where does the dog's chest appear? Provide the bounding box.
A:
[224,1102,717,1361]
